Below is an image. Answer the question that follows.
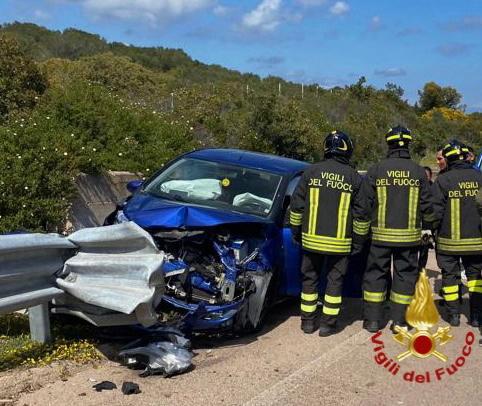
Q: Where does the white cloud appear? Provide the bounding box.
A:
[213,5,229,16]
[296,0,327,6]
[33,9,50,20]
[76,0,214,23]
[374,67,406,77]
[242,0,282,32]
[370,15,382,31]
[329,1,349,16]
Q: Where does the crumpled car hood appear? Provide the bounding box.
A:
[124,193,271,229]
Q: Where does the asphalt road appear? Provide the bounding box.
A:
[10,253,482,406]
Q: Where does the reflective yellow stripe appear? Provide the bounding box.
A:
[309,188,319,235]
[301,292,319,301]
[324,294,342,304]
[364,290,386,302]
[438,245,482,252]
[301,233,352,253]
[290,211,302,219]
[377,186,387,228]
[301,233,352,246]
[439,237,482,244]
[451,198,460,240]
[437,236,482,253]
[386,133,412,141]
[467,280,482,288]
[445,149,459,157]
[408,186,419,230]
[302,241,351,253]
[353,220,370,235]
[372,227,421,243]
[322,306,340,316]
[290,211,303,226]
[373,233,420,242]
[301,303,318,313]
[444,293,459,301]
[390,291,413,305]
[337,192,351,240]
[443,285,459,293]
[371,227,420,236]
[467,280,482,293]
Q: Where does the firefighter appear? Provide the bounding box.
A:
[436,146,448,174]
[432,140,482,327]
[362,126,434,333]
[290,131,369,336]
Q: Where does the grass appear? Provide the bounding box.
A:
[0,313,102,372]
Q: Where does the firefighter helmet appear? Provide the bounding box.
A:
[323,130,354,158]
[441,140,465,162]
[460,143,470,159]
[385,125,413,146]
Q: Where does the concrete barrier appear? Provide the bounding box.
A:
[67,171,142,231]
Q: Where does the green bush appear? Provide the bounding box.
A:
[0,35,47,120]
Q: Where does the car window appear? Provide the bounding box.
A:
[286,175,302,197]
[144,158,283,217]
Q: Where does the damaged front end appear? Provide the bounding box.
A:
[152,223,275,333]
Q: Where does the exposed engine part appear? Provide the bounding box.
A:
[231,239,248,263]
[220,279,236,302]
[154,227,266,308]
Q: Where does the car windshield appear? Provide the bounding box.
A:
[144,158,282,217]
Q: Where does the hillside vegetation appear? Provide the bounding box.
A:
[0,22,481,232]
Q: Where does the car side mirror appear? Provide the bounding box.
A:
[126,179,143,194]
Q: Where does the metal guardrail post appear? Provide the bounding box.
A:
[28,303,51,343]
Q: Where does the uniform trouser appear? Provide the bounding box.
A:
[436,253,482,317]
[363,245,419,323]
[300,252,349,327]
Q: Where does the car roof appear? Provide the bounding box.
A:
[185,148,309,175]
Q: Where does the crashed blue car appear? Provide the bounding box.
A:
[106,149,364,333]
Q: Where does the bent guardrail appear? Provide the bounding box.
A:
[0,223,165,343]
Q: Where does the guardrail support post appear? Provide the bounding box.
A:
[28,303,51,343]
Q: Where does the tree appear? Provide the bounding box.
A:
[0,35,47,119]
[385,82,404,98]
[417,81,462,112]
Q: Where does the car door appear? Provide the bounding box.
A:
[278,175,303,296]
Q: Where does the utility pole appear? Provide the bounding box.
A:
[278,82,281,96]
[301,83,304,99]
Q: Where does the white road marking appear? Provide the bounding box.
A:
[243,328,370,405]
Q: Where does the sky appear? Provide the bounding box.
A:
[1,0,482,111]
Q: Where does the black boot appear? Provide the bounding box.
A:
[448,313,460,327]
[390,321,409,334]
[469,313,480,328]
[319,324,336,337]
[363,320,380,333]
[301,318,318,334]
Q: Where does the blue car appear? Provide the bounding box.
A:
[106,149,364,332]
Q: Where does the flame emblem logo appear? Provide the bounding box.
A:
[393,270,453,361]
